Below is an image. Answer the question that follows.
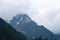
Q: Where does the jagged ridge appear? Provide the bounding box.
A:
[10,14,54,40]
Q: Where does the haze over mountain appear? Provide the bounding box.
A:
[0,14,60,40]
[10,14,54,40]
[0,0,60,34]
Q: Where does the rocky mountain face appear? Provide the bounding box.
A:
[10,14,54,40]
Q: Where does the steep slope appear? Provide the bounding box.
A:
[0,18,28,40]
[10,14,54,40]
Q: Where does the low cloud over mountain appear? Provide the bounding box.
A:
[0,0,60,34]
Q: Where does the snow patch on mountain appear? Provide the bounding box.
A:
[15,14,32,24]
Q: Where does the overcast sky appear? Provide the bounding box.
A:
[0,0,60,34]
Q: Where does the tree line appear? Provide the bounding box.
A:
[35,36,56,40]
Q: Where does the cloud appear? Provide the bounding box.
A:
[0,0,60,34]
[0,0,31,19]
[45,10,60,34]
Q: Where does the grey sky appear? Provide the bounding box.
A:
[0,0,60,34]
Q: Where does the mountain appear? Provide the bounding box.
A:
[10,14,54,40]
[55,34,60,40]
[0,17,31,40]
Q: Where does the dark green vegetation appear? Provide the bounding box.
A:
[35,36,57,40]
[54,34,60,40]
[0,18,28,40]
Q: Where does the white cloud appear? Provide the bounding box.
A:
[0,0,60,34]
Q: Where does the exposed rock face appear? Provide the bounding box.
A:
[10,14,54,40]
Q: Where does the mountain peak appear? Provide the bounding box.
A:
[16,14,31,19]
[10,14,55,39]
[11,14,32,25]
[16,14,32,24]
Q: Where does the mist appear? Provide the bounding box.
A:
[0,0,60,34]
